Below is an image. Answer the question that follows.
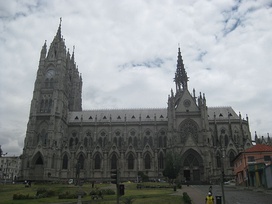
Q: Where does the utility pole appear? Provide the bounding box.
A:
[221,149,226,204]
[111,169,120,204]
[76,161,82,204]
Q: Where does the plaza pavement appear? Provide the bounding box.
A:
[173,185,207,204]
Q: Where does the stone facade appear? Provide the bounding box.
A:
[20,23,253,183]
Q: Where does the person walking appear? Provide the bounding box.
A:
[205,192,214,204]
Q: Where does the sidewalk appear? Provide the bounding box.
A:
[173,185,206,204]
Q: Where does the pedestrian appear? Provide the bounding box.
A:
[209,185,212,193]
[205,192,214,204]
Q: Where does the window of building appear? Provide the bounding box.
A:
[133,137,138,148]
[51,154,55,168]
[144,154,151,169]
[149,137,153,146]
[78,154,84,169]
[229,152,235,167]
[111,154,118,169]
[264,156,271,161]
[247,156,255,162]
[216,153,221,168]
[128,154,134,170]
[62,154,68,169]
[158,152,164,169]
[94,154,101,169]
[158,136,162,148]
[84,137,88,147]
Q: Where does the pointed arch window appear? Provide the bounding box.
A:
[149,137,153,146]
[89,138,93,146]
[40,129,48,146]
[128,154,134,170]
[111,154,118,169]
[103,137,106,147]
[113,137,117,145]
[118,138,122,147]
[164,136,167,147]
[98,137,102,147]
[133,137,138,148]
[158,136,163,148]
[128,137,132,145]
[158,152,164,169]
[180,120,198,143]
[94,154,101,169]
[144,137,148,146]
[229,151,235,167]
[144,154,151,169]
[225,135,229,147]
[84,137,88,147]
[69,138,74,147]
[51,154,55,168]
[78,154,84,169]
[216,153,221,168]
[40,100,44,112]
[62,154,68,169]
[35,155,44,165]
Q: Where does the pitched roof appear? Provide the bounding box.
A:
[207,107,239,120]
[245,144,272,152]
[68,108,168,122]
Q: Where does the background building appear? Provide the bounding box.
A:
[0,156,21,183]
[20,23,252,183]
[233,144,272,188]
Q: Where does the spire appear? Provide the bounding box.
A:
[71,45,75,62]
[56,17,62,40]
[174,47,189,92]
[40,40,47,60]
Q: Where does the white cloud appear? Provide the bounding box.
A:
[0,0,271,155]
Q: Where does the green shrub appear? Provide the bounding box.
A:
[58,191,78,199]
[182,192,192,204]
[36,187,56,198]
[101,188,115,195]
[90,188,115,196]
[13,193,35,200]
[122,196,135,204]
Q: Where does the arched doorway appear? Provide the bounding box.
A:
[181,149,203,183]
[32,152,44,180]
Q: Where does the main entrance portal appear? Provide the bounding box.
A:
[181,149,203,183]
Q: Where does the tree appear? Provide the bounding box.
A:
[163,151,182,181]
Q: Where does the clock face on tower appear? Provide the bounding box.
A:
[46,69,55,78]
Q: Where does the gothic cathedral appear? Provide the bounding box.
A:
[20,22,252,183]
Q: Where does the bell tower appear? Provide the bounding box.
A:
[167,48,211,182]
[21,20,82,180]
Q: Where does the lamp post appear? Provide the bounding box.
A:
[221,149,226,204]
[76,161,82,204]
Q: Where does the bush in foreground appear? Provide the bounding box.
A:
[182,192,192,204]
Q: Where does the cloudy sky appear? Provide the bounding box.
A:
[0,0,271,156]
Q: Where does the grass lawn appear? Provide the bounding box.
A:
[0,182,184,204]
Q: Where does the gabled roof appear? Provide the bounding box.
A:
[245,144,272,152]
[68,108,168,122]
[207,107,239,120]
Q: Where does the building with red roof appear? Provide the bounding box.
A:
[233,144,272,188]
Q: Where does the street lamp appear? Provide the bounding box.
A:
[75,161,82,204]
[220,149,226,204]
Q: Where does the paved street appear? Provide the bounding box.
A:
[184,185,272,204]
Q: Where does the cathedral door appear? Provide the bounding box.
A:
[181,149,203,183]
[32,152,44,180]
